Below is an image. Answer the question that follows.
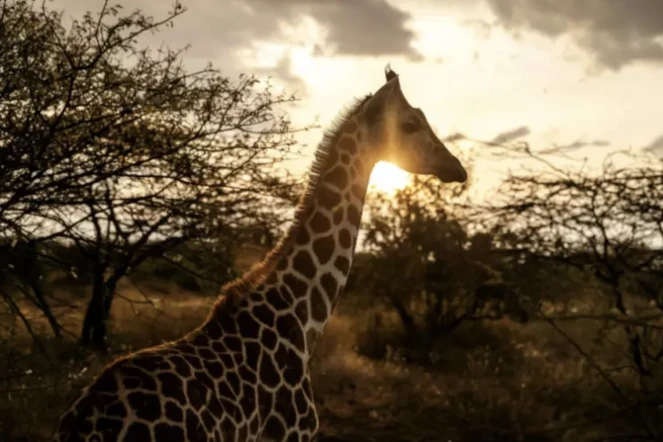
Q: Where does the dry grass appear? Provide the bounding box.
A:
[0,280,657,442]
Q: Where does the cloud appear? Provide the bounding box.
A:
[272,0,423,60]
[644,134,663,154]
[484,0,663,70]
[73,0,422,60]
[490,126,530,144]
[50,0,422,94]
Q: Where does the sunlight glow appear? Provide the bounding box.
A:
[369,161,410,193]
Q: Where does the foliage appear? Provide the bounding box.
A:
[357,177,522,358]
[0,0,304,349]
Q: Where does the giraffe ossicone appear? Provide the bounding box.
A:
[53,66,467,442]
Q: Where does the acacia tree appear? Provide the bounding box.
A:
[0,0,305,350]
[358,175,515,355]
[484,147,663,437]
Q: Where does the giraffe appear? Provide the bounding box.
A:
[52,66,467,442]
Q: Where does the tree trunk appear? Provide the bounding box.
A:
[390,297,417,336]
[79,272,121,351]
[80,282,108,351]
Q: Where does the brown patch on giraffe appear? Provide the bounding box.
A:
[223,335,242,352]
[283,273,309,299]
[240,383,257,416]
[266,287,289,310]
[128,391,162,420]
[296,226,310,245]
[264,415,286,441]
[276,256,289,271]
[159,372,187,405]
[276,385,296,426]
[238,311,261,339]
[349,166,357,180]
[106,401,127,418]
[192,333,210,348]
[274,343,288,370]
[165,401,184,422]
[279,284,295,303]
[185,409,207,442]
[344,192,351,202]
[294,388,308,414]
[258,386,274,421]
[327,145,339,165]
[317,186,343,211]
[312,234,335,265]
[95,417,123,439]
[325,166,349,190]
[93,370,118,393]
[310,287,328,323]
[186,380,207,411]
[250,415,260,434]
[333,207,344,225]
[217,311,238,335]
[252,304,276,327]
[343,118,358,133]
[276,313,305,351]
[204,360,224,378]
[238,424,249,442]
[126,422,151,440]
[201,409,216,432]
[261,327,278,350]
[119,366,157,391]
[155,423,186,441]
[309,212,331,234]
[282,347,304,386]
[334,255,350,274]
[169,355,192,378]
[295,300,308,325]
[320,273,339,299]
[233,352,244,365]
[195,371,215,392]
[292,250,317,279]
[259,353,280,388]
[337,136,357,154]
[218,381,237,400]
[226,371,242,396]
[340,152,351,164]
[211,341,225,353]
[339,228,351,249]
[347,204,361,226]
[221,418,237,442]
[219,353,233,367]
[198,348,216,360]
[351,183,365,200]
[204,321,222,340]
[245,341,261,369]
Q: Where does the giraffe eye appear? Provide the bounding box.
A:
[401,121,419,134]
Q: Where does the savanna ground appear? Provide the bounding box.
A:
[0,248,652,442]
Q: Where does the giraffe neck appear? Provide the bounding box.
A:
[271,109,375,355]
[207,97,376,359]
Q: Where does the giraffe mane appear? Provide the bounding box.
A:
[215,93,373,308]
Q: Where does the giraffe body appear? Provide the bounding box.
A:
[53,67,467,442]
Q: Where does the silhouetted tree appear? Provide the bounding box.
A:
[0,0,305,350]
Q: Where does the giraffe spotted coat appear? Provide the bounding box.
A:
[52,67,467,442]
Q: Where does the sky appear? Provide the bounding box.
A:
[50,0,663,197]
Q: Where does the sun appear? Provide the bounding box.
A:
[368,161,410,193]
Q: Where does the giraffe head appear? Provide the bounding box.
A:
[361,66,467,183]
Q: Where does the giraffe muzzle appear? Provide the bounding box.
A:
[435,154,467,183]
